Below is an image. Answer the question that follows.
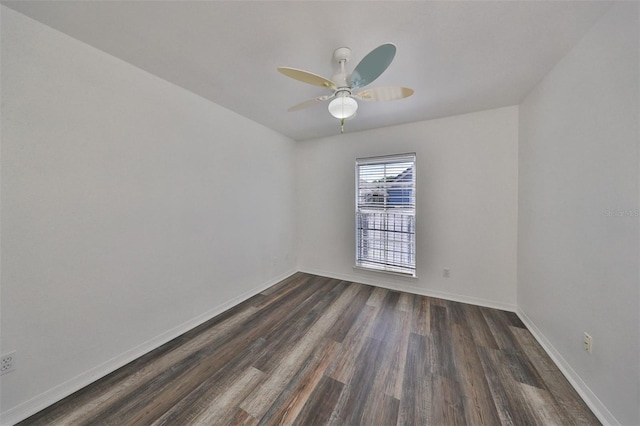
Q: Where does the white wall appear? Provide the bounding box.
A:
[518,3,639,425]
[296,106,518,310]
[0,7,296,423]
[3,2,637,425]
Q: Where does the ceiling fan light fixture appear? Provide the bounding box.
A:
[279,43,412,131]
[328,95,358,119]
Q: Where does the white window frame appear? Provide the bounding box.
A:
[355,153,416,277]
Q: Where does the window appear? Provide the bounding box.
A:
[355,153,416,276]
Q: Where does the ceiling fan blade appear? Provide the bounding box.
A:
[355,86,414,102]
[278,67,336,89]
[349,43,396,89]
[288,95,333,112]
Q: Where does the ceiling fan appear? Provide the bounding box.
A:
[278,43,414,133]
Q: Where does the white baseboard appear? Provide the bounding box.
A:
[3,269,617,426]
[299,267,517,312]
[515,308,619,426]
[0,269,297,426]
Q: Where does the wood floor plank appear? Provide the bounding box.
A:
[511,326,600,425]
[146,339,268,425]
[250,273,322,313]
[361,392,400,426]
[410,293,430,335]
[257,338,340,426]
[451,323,502,426]
[519,382,566,425]
[363,294,406,418]
[463,304,500,350]
[239,282,361,419]
[503,347,547,389]
[477,346,539,426]
[447,299,467,326]
[83,332,266,424]
[430,374,466,426]
[252,278,344,373]
[430,304,455,378]
[326,304,380,384]
[229,408,259,426]
[19,273,600,426]
[155,366,266,426]
[397,292,413,313]
[369,290,401,342]
[325,284,372,343]
[503,310,527,329]
[481,306,521,352]
[330,337,387,425]
[297,376,344,426]
[366,286,388,308]
[397,333,431,426]
[190,367,266,425]
[385,308,413,399]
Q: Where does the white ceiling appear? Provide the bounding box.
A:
[3,1,611,141]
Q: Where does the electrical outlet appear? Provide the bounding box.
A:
[443,268,450,278]
[1,352,16,375]
[583,332,593,354]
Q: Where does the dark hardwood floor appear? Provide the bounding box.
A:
[19,273,599,425]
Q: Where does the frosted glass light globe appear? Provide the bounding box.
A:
[328,96,358,119]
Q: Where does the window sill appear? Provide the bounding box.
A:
[353,265,418,279]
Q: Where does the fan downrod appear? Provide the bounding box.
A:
[332,47,352,88]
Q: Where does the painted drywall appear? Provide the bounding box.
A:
[296,106,518,310]
[0,6,296,423]
[518,3,639,425]
[2,1,636,424]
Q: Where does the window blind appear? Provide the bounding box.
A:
[355,153,416,276]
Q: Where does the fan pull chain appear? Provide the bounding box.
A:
[341,118,345,133]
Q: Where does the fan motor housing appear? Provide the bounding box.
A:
[332,47,352,63]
